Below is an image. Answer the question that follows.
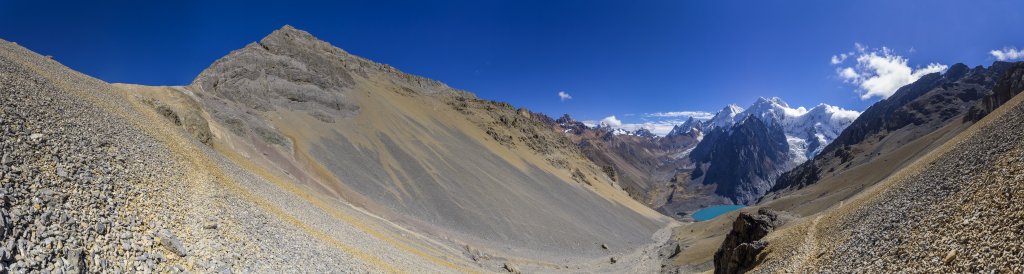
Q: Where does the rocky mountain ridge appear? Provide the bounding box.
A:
[772,62,1013,193]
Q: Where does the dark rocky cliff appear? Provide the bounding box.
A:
[965,62,1024,121]
[690,116,789,204]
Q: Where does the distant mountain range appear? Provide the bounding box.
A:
[559,96,861,216]
[671,97,860,166]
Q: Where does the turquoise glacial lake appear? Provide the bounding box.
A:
[692,205,745,221]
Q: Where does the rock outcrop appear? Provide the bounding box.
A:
[713,208,784,274]
[965,61,1024,121]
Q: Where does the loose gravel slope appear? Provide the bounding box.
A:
[0,39,477,273]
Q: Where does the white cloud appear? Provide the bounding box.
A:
[833,44,947,100]
[598,115,622,127]
[838,67,860,80]
[825,105,862,121]
[854,42,867,52]
[558,91,572,101]
[991,47,1024,61]
[645,111,715,119]
[830,52,851,65]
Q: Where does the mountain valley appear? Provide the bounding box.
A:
[1,24,1023,274]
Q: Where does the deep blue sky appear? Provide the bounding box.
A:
[2,0,1022,124]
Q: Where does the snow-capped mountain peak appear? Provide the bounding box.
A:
[742,97,809,126]
[705,104,745,130]
[666,117,705,137]
[688,97,861,165]
[783,103,860,160]
[610,127,657,137]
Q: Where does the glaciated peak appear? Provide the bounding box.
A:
[745,96,808,123]
[705,104,745,130]
[754,96,790,108]
[724,104,745,114]
[679,96,862,166]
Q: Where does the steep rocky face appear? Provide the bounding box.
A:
[666,117,705,140]
[773,62,1006,192]
[191,25,465,149]
[713,208,785,274]
[690,117,790,204]
[194,25,361,116]
[966,62,1024,121]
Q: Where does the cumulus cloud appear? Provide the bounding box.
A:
[991,47,1024,61]
[819,104,862,122]
[645,111,715,119]
[558,91,572,101]
[832,44,947,100]
[598,115,622,127]
[838,67,860,80]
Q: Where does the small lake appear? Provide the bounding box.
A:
[692,205,744,221]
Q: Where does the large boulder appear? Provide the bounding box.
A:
[713,208,784,274]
